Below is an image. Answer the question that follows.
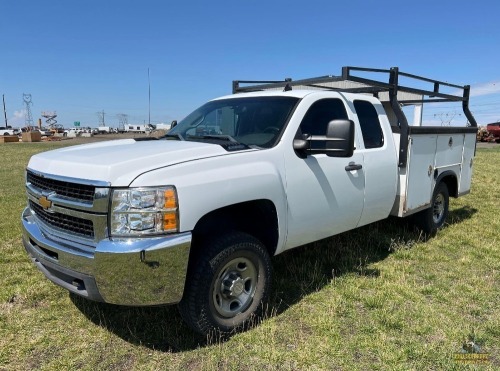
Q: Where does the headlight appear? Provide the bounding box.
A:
[110,186,178,236]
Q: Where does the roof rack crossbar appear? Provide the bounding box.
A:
[231,66,477,166]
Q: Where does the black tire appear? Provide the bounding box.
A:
[414,182,449,235]
[179,231,272,335]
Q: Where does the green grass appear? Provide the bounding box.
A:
[1,142,499,370]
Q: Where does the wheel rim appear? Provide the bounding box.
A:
[432,193,445,224]
[212,257,257,318]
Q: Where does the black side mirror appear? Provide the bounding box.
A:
[171,120,177,129]
[293,119,355,158]
[325,119,355,157]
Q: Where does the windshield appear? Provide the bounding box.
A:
[169,96,299,148]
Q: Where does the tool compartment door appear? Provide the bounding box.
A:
[405,134,437,211]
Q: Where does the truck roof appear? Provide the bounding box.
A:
[213,89,310,100]
[213,89,375,102]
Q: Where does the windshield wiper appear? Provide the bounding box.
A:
[163,133,185,141]
[186,134,250,151]
[187,134,239,143]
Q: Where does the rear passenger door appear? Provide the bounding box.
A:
[353,99,398,227]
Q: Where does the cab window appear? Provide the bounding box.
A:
[298,99,348,138]
[353,100,384,149]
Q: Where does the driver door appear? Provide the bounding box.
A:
[284,98,365,249]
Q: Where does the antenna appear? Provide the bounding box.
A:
[23,93,34,128]
[148,68,151,126]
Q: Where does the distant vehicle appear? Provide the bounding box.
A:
[64,128,83,137]
[0,126,20,136]
[49,124,65,134]
[124,124,152,133]
[42,127,53,136]
[97,126,111,134]
[155,122,175,131]
[486,122,500,143]
[26,126,52,136]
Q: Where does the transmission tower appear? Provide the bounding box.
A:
[42,111,58,128]
[434,111,461,126]
[117,113,128,126]
[97,110,105,127]
[23,93,34,127]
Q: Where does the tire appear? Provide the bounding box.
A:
[3,132,9,136]
[179,231,272,335]
[414,182,449,235]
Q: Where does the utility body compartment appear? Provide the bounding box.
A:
[391,127,477,217]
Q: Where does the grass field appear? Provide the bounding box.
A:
[0,142,498,370]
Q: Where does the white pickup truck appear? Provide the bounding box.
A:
[1,126,20,136]
[21,67,478,335]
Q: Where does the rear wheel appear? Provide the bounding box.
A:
[179,232,272,335]
[414,182,449,235]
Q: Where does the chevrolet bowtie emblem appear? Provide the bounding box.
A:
[39,196,52,210]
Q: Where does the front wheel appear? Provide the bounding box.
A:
[179,232,272,335]
[414,182,449,235]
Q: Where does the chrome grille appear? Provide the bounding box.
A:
[29,200,94,238]
[27,170,95,202]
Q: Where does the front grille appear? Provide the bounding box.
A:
[29,200,94,238]
[27,171,95,202]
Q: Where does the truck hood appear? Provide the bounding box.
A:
[28,139,237,186]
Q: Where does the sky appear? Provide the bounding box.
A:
[1,0,500,129]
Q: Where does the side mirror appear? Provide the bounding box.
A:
[293,119,355,158]
[324,119,355,157]
[170,120,177,129]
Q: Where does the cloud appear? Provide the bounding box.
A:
[469,81,500,97]
[8,110,26,127]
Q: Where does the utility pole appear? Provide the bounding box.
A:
[148,67,151,126]
[2,95,7,126]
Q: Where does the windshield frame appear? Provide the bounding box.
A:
[169,96,300,149]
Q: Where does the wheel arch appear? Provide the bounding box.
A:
[190,199,279,259]
[435,170,458,198]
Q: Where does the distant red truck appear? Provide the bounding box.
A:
[486,122,500,143]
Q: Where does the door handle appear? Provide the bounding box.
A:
[345,162,362,171]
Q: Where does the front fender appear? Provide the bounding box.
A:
[130,149,288,253]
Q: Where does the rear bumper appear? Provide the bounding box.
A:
[22,207,192,305]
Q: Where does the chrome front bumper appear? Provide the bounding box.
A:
[21,207,192,306]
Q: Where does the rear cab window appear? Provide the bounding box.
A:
[353,100,384,149]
